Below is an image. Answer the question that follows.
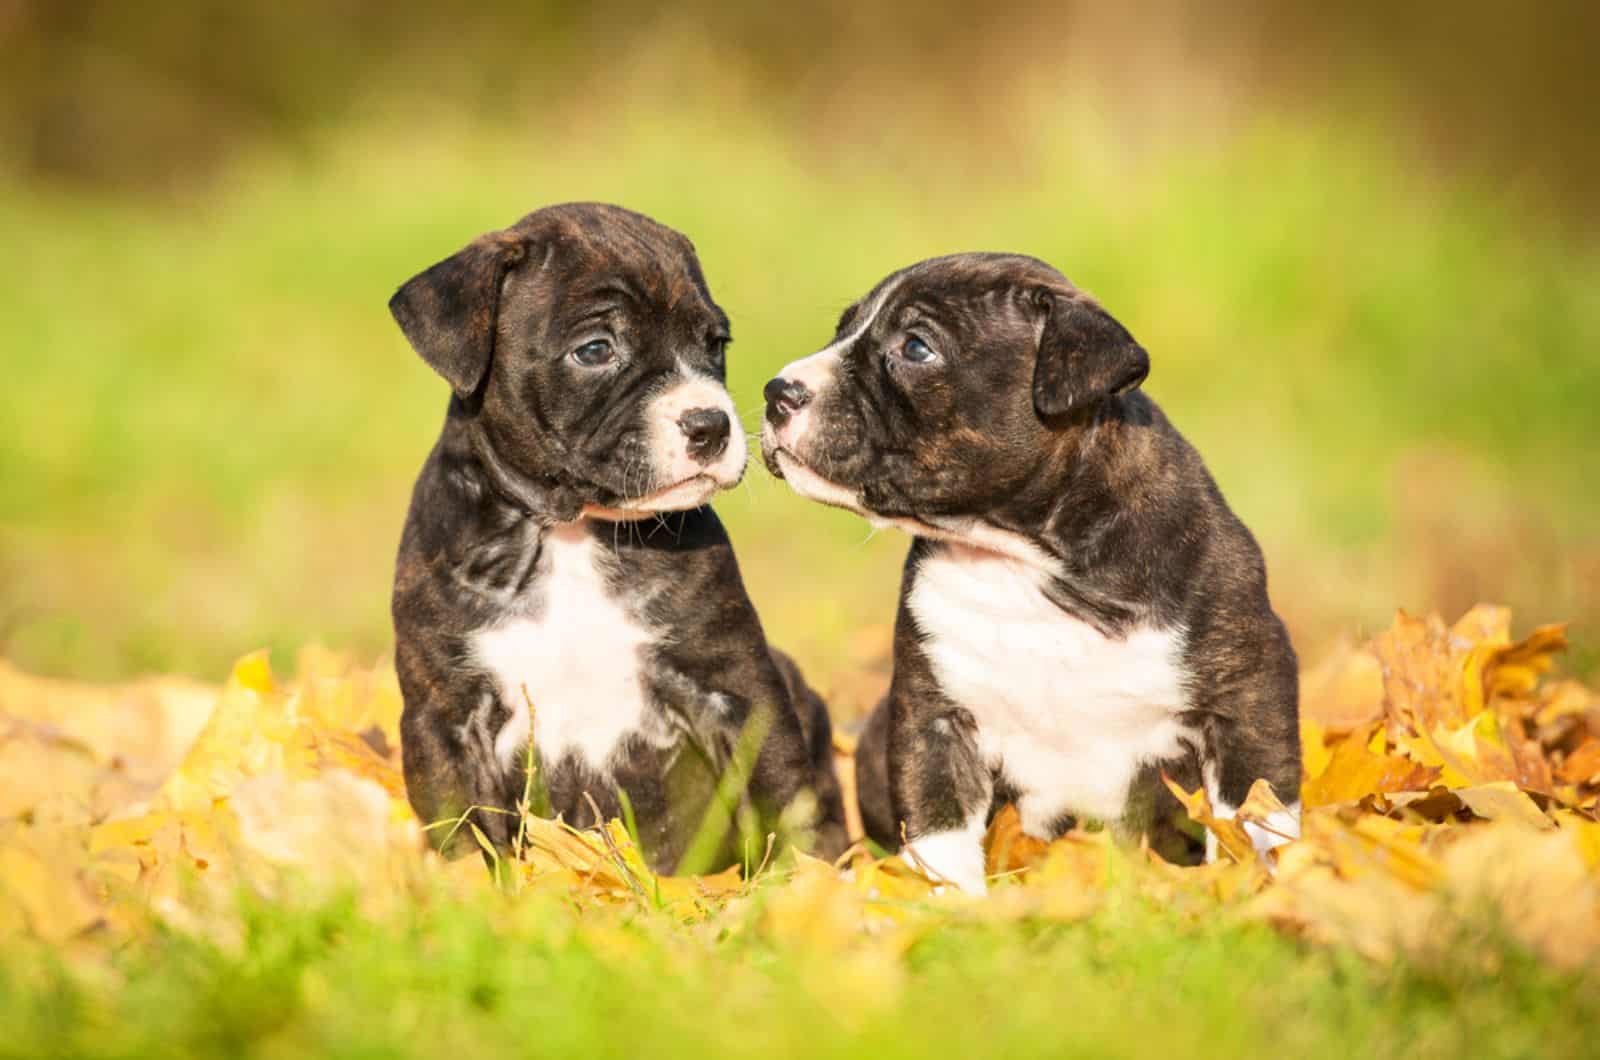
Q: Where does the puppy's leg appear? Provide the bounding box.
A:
[770,648,851,861]
[650,661,833,870]
[1196,626,1303,862]
[1122,758,1207,866]
[889,686,993,894]
[1201,742,1302,862]
[852,694,899,853]
[742,700,837,862]
[398,677,522,857]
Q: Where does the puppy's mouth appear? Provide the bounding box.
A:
[580,474,725,522]
[771,445,928,531]
[770,449,1055,569]
[768,449,868,516]
[770,448,935,535]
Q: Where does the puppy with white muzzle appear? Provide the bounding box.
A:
[763,253,1300,892]
[391,203,849,871]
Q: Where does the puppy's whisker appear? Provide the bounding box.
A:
[729,474,757,515]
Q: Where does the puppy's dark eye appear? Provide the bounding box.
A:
[709,337,730,368]
[571,339,615,368]
[896,336,939,365]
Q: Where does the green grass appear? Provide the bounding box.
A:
[4,883,1595,1060]
[2,104,1598,686]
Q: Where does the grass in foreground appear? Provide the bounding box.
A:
[3,885,1595,1060]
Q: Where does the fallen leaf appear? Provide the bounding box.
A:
[1300,641,1385,732]
[1453,782,1553,830]
[984,803,1051,877]
[1161,776,1258,865]
[1558,740,1600,785]
[1302,725,1435,807]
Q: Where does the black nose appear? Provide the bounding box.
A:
[763,377,812,424]
[679,407,731,463]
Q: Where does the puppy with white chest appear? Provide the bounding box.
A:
[762,253,1300,892]
[391,202,848,872]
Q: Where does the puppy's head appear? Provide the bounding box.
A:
[391,202,745,519]
[761,253,1147,539]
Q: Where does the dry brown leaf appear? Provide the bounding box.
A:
[1558,740,1600,785]
[1305,810,1442,890]
[1375,610,1463,731]
[0,659,217,782]
[1448,602,1508,644]
[1300,717,1334,781]
[1484,624,1569,708]
[1300,640,1386,732]
[0,828,106,943]
[1452,782,1553,830]
[1302,725,1436,808]
[1437,823,1600,971]
[984,803,1051,877]
[1161,776,1258,865]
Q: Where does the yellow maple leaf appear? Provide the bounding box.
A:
[1302,725,1436,807]
[1452,782,1553,830]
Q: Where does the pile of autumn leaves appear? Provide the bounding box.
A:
[1,605,1598,970]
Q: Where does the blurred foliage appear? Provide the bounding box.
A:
[3,1,1598,218]
[0,2,1596,684]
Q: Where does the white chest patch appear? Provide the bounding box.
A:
[472,523,662,776]
[907,544,1192,832]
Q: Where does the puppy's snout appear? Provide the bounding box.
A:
[763,378,812,425]
[679,407,731,463]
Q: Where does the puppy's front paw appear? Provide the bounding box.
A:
[901,825,988,895]
[1204,800,1303,867]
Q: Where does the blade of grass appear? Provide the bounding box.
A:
[676,703,775,878]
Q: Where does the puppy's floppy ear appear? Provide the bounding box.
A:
[389,231,529,398]
[1030,288,1150,420]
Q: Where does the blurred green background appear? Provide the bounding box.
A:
[2,1,1597,701]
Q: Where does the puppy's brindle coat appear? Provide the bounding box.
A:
[763,253,1300,892]
[391,203,848,872]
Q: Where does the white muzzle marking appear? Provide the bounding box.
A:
[589,364,745,520]
[767,347,841,453]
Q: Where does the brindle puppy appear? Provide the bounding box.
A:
[763,253,1300,891]
[390,203,848,872]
